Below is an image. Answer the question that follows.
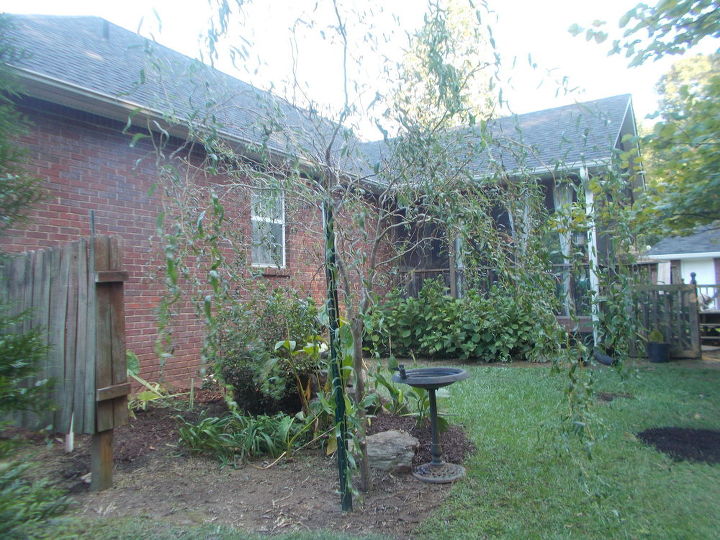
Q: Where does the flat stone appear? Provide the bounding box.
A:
[367,429,419,473]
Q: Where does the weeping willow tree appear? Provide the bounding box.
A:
[136,0,643,511]
[137,0,503,504]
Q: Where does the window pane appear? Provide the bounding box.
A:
[251,190,283,222]
[252,220,284,266]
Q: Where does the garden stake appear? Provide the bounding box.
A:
[323,198,352,512]
[189,379,194,410]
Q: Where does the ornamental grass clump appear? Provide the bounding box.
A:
[177,410,305,463]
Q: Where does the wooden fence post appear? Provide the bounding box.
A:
[90,236,130,491]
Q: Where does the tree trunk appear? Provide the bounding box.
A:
[351,316,370,492]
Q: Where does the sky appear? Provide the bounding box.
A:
[3,0,717,139]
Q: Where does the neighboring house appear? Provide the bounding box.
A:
[2,14,642,382]
[646,225,720,310]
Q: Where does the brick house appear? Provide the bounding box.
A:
[2,15,642,383]
[3,15,337,385]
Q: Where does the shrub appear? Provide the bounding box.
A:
[210,286,323,414]
[366,278,563,362]
[217,344,301,415]
[0,462,69,539]
[0,306,68,538]
[0,309,50,415]
[256,287,321,351]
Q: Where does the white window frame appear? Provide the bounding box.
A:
[251,189,286,268]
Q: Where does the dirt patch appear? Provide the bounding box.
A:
[637,427,720,464]
[5,396,474,538]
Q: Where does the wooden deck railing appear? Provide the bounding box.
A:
[696,284,720,312]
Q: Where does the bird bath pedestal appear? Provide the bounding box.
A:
[392,365,469,483]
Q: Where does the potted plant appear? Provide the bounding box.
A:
[646,328,670,363]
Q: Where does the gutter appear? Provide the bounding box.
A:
[646,252,720,260]
[11,66,390,193]
[471,157,613,183]
[10,66,311,166]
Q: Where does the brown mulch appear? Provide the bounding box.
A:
[637,427,720,464]
[367,413,475,466]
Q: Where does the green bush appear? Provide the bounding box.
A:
[0,462,69,539]
[366,278,563,362]
[0,307,68,538]
[217,345,301,414]
[0,310,50,415]
[211,287,322,414]
[256,287,321,352]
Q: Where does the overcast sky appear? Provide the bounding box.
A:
[3,0,717,139]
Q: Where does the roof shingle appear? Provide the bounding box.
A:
[7,14,635,179]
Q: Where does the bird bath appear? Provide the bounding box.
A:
[392,365,468,483]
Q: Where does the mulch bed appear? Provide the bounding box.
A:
[114,390,228,466]
[637,427,720,464]
[3,392,474,539]
[368,413,475,466]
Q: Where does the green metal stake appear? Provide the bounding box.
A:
[323,198,352,512]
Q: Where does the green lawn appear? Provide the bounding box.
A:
[419,363,720,539]
[30,363,720,539]
[37,517,383,540]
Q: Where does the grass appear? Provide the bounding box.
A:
[35,516,384,540]
[418,363,720,539]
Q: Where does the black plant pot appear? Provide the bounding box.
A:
[646,342,670,363]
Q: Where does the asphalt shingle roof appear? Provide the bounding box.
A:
[6,14,344,161]
[474,94,632,174]
[646,225,720,256]
[6,14,634,179]
[358,94,633,178]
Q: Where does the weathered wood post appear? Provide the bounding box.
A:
[90,236,130,491]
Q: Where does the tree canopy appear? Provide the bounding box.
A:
[640,53,720,234]
[391,0,498,128]
[614,0,720,66]
[571,1,720,234]
[0,15,42,236]
[570,0,720,66]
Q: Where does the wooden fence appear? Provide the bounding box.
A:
[633,284,701,359]
[1,236,129,489]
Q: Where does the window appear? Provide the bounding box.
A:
[251,189,285,268]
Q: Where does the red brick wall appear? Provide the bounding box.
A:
[1,98,330,386]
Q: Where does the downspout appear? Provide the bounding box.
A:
[581,166,600,345]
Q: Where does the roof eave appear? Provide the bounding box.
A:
[471,157,614,182]
[11,66,315,168]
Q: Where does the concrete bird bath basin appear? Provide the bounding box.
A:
[392,365,468,483]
